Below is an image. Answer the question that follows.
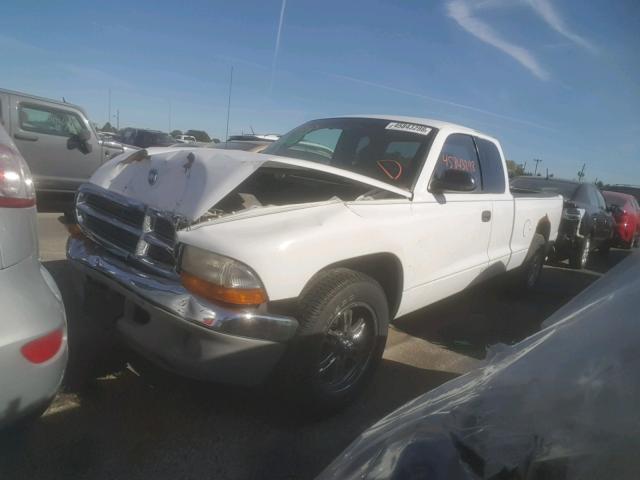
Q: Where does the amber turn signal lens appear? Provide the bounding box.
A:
[181,271,268,306]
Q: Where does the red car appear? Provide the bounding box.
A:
[602,190,640,248]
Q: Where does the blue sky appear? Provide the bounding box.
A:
[1,0,638,183]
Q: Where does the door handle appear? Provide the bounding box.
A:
[14,132,39,141]
[481,210,491,222]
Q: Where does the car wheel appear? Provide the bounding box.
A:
[282,268,389,414]
[570,235,591,269]
[523,236,546,290]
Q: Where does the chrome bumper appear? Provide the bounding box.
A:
[67,237,298,343]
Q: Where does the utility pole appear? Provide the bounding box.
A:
[577,163,586,182]
[533,158,542,176]
[108,89,111,125]
[522,160,528,175]
[113,109,120,130]
[225,65,234,142]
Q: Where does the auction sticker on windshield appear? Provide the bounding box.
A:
[385,122,432,136]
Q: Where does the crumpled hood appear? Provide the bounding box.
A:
[89,147,410,221]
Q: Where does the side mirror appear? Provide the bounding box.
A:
[67,130,93,154]
[430,169,476,193]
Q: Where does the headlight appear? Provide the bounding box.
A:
[180,245,267,305]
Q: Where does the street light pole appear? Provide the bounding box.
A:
[533,158,542,176]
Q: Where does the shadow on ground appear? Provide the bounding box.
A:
[393,249,631,359]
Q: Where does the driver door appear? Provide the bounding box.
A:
[408,133,492,301]
[10,97,101,193]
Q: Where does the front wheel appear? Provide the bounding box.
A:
[570,235,591,269]
[282,268,389,414]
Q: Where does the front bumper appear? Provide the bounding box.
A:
[67,237,298,385]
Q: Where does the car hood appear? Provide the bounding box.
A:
[89,148,410,221]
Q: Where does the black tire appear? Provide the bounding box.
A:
[516,233,546,291]
[569,235,591,269]
[281,268,389,414]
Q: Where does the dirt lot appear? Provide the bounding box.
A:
[0,213,631,480]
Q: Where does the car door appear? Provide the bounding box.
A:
[474,136,512,268]
[408,133,491,302]
[10,97,101,193]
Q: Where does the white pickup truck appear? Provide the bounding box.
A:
[67,116,562,411]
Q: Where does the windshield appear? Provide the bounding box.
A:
[511,177,578,199]
[263,118,435,188]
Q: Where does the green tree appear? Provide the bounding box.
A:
[185,129,211,142]
[101,122,117,133]
[170,129,183,138]
[505,160,525,177]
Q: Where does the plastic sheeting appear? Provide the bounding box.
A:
[320,252,640,480]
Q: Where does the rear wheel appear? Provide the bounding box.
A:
[513,233,546,293]
[570,235,591,269]
[281,268,389,414]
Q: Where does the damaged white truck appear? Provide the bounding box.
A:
[67,116,562,411]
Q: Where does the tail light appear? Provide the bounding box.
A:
[21,328,64,364]
[0,144,36,208]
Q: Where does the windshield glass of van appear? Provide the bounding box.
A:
[263,118,435,188]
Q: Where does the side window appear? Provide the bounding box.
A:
[432,134,481,191]
[475,137,505,193]
[19,104,87,137]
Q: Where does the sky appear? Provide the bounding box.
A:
[1,0,638,184]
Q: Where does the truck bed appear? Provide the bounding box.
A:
[511,187,563,199]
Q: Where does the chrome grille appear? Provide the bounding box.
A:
[76,184,180,277]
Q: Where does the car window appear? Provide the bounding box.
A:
[264,118,434,187]
[475,137,505,194]
[285,128,342,162]
[19,104,87,137]
[432,133,481,192]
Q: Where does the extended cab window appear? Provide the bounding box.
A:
[264,118,435,188]
[19,104,87,137]
[475,137,505,193]
[432,133,481,192]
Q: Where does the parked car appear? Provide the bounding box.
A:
[603,184,640,203]
[320,251,640,480]
[602,190,640,248]
[0,88,132,196]
[209,140,271,152]
[511,177,614,269]
[67,115,562,411]
[175,135,197,143]
[0,124,68,430]
[117,128,176,148]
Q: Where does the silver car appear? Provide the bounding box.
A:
[0,124,67,429]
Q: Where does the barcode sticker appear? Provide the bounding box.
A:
[385,122,432,136]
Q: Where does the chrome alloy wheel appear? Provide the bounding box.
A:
[316,303,376,393]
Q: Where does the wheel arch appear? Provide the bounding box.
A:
[311,253,404,319]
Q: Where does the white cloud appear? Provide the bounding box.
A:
[527,0,597,53]
[447,0,550,80]
[447,0,597,81]
[269,0,287,94]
